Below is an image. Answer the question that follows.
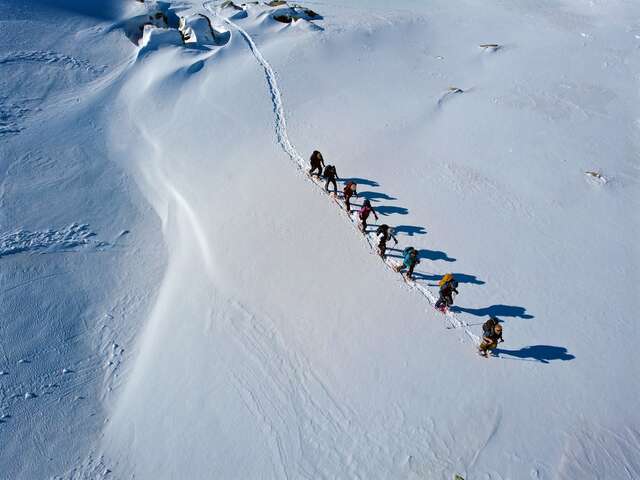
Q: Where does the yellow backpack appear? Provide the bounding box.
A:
[439,273,454,287]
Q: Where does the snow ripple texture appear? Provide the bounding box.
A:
[0,223,97,258]
[205,1,479,345]
[0,51,106,75]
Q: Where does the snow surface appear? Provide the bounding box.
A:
[1,0,639,478]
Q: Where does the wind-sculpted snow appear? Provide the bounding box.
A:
[180,13,231,45]
[0,223,103,258]
[0,50,106,75]
[2,0,638,477]
[0,98,31,137]
[0,50,106,137]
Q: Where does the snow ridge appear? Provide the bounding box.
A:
[206,1,480,346]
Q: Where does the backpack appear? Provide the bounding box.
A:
[324,165,335,177]
[482,317,498,335]
[359,206,371,219]
[310,151,322,166]
[403,247,415,258]
[438,273,454,287]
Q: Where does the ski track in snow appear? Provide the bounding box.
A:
[226,301,387,478]
[0,223,106,258]
[204,2,479,346]
[221,299,473,477]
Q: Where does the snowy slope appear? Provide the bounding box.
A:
[1,0,639,478]
[0,1,164,477]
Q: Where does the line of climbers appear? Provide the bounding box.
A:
[309,150,505,358]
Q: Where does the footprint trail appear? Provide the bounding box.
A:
[203,1,479,346]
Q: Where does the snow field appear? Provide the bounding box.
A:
[0,0,638,478]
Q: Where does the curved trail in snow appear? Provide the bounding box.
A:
[204,1,305,169]
[203,1,479,346]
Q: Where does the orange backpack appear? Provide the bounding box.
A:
[438,273,454,287]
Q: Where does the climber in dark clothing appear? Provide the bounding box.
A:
[323,165,338,194]
[308,150,325,177]
[479,318,504,357]
[435,274,459,311]
[343,181,358,213]
[375,224,398,258]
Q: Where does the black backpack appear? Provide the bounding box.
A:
[324,165,335,177]
[482,317,498,335]
[310,151,323,166]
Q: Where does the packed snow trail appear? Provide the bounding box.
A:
[204,1,479,346]
[204,1,305,169]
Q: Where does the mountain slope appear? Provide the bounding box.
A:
[0,0,638,478]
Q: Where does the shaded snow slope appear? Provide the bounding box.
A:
[0,1,163,477]
[1,0,639,478]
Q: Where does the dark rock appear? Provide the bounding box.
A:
[273,14,293,23]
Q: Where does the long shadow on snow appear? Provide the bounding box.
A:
[493,345,575,364]
[394,225,427,236]
[377,206,408,216]
[417,248,455,262]
[359,191,396,202]
[339,180,410,218]
[451,304,533,319]
[348,203,408,217]
[412,272,484,285]
[340,177,379,188]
